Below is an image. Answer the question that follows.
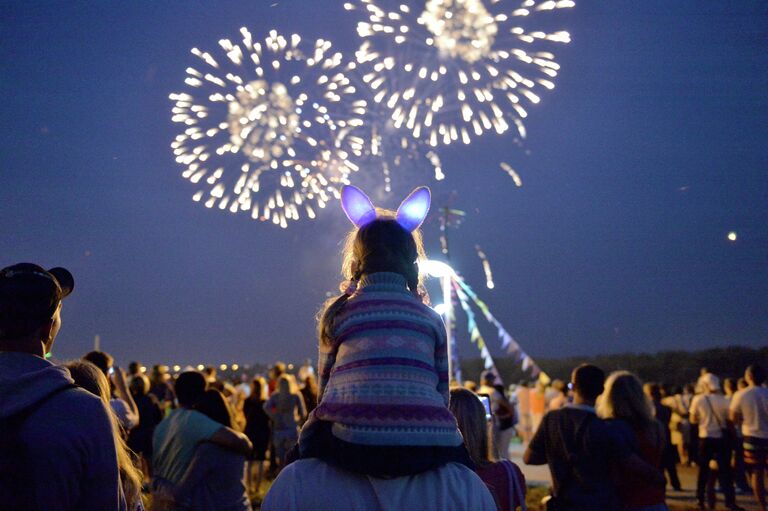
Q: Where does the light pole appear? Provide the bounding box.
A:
[421,259,461,384]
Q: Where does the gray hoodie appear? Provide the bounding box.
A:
[0,352,122,511]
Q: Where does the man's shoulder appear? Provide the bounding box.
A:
[172,408,222,435]
[24,386,112,443]
[37,385,107,418]
[263,459,495,511]
[546,405,594,422]
[736,386,768,404]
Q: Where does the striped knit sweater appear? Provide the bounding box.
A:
[309,272,463,447]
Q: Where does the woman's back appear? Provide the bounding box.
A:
[243,397,269,437]
[266,392,303,431]
[173,443,251,511]
[475,460,526,511]
[610,418,665,509]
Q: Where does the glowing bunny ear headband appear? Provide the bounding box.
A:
[340,185,431,232]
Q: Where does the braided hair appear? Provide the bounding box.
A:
[318,213,427,346]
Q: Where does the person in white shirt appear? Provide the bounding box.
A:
[690,373,743,511]
[730,364,768,511]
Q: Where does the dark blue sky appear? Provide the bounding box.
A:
[2,1,766,369]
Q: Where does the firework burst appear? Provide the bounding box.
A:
[344,108,446,193]
[346,0,573,148]
[170,29,366,227]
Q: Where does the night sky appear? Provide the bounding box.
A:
[2,1,766,370]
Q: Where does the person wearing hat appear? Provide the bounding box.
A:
[690,372,744,511]
[0,263,122,510]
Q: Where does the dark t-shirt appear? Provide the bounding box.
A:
[528,405,629,510]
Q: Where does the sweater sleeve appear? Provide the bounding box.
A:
[316,338,338,402]
[432,313,450,406]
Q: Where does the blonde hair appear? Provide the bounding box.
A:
[448,388,494,468]
[65,360,144,510]
[597,371,663,449]
[318,213,427,346]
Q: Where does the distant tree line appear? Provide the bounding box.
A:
[459,346,768,388]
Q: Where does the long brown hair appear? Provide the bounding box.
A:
[318,214,427,345]
[65,360,144,510]
[449,388,494,468]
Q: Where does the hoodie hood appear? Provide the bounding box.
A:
[0,351,75,418]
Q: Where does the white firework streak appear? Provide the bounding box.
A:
[475,244,495,289]
[170,29,367,227]
[500,161,522,186]
[345,0,573,148]
[343,103,446,192]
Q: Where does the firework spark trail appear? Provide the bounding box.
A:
[346,0,573,150]
[345,117,439,193]
[475,244,495,289]
[500,161,522,186]
[342,84,446,191]
[170,28,367,227]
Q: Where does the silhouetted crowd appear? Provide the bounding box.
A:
[2,262,767,511]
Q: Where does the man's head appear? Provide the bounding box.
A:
[128,361,143,376]
[175,371,208,408]
[480,370,496,386]
[746,364,766,387]
[0,263,74,355]
[151,364,169,383]
[82,351,114,376]
[571,364,605,404]
[642,382,661,402]
[129,374,150,397]
[700,373,720,394]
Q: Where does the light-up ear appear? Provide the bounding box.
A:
[396,186,431,232]
[341,185,377,228]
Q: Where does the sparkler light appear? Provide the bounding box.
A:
[170,29,367,227]
[346,0,573,148]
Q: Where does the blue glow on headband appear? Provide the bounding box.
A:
[340,185,431,232]
[396,187,431,232]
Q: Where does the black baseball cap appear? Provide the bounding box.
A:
[0,263,75,340]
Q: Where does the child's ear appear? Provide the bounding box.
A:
[396,187,431,232]
[341,185,376,228]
